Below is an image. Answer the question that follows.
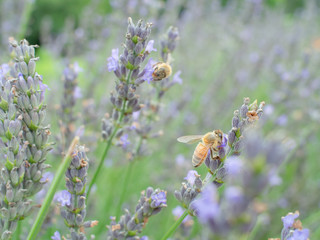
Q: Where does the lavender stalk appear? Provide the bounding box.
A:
[59,145,98,239]
[0,65,29,239]
[87,17,154,200]
[107,187,167,240]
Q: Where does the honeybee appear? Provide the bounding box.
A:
[152,62,172,81]
[177,130,224,167]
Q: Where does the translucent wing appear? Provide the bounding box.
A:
[177,135,203,144]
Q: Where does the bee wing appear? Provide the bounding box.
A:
[177,135,203,144]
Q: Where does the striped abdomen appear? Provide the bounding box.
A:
[192,142,210,167]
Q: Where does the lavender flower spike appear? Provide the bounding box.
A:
[0,64,30,239]
[9,39,54,198]
[107,187,167,240]
[60,145,98,239]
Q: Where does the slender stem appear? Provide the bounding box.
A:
[161,211,188,240]
[14,221,21,240]
[116,161,135,218]
[18,0,34,40]
[27,137,79,240]
[247,215,262,240]
[86,70,133,201]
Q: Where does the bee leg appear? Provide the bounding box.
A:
[210,147,214,159]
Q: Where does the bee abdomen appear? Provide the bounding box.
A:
[192,143,210,167]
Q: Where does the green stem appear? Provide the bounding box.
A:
[86,70,133,201]
[161,211,188,240]
[18,0,34,40]
[27,137,79,240]
[14,221,21,240]
[116,161,135,218]
[247,215,262,240]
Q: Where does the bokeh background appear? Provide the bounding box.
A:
[1,0,320,239]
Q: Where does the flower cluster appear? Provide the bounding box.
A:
[193,131,285,236]
[278,211,309,240]
[123,26,181,158]
[102,17,155,142]
[107,187,167,240]
[174,170,202,214]
[60,146,98,239]
[58,63,82,152]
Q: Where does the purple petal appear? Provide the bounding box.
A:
[107,48,119,72]
[282,211,299,229]
[51,231,61,240]
[145,40,157,53]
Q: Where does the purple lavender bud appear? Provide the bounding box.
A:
[240,104,248,119]
[174,191,182,202]
[135,42,143,54]
[28,60,36,76]
[232,115,240,128]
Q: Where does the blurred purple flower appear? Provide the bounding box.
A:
[264,104,274,115]
[193,184,220,223]
[140,236,148,240]
[172,70,183,85]
[282,211,299,229]
[120,134,130,149]
[107,48,119,72]
[184,170,198,187]
[288,229,309,240]
[74,86,82,99]
[151,191,167,207]
[172,206,191,223]
[224,186,244,205]
[145,40,157,53]
[225,156,243,176]
[300,69,309,80]
[40,172,54,183]
[54,190,71,207]
[175,154,185,166]
[75,126,85,137]
[268,170,282,186]
[276,114,288,126]
[51,231,61,240]
[73,62,83,74]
